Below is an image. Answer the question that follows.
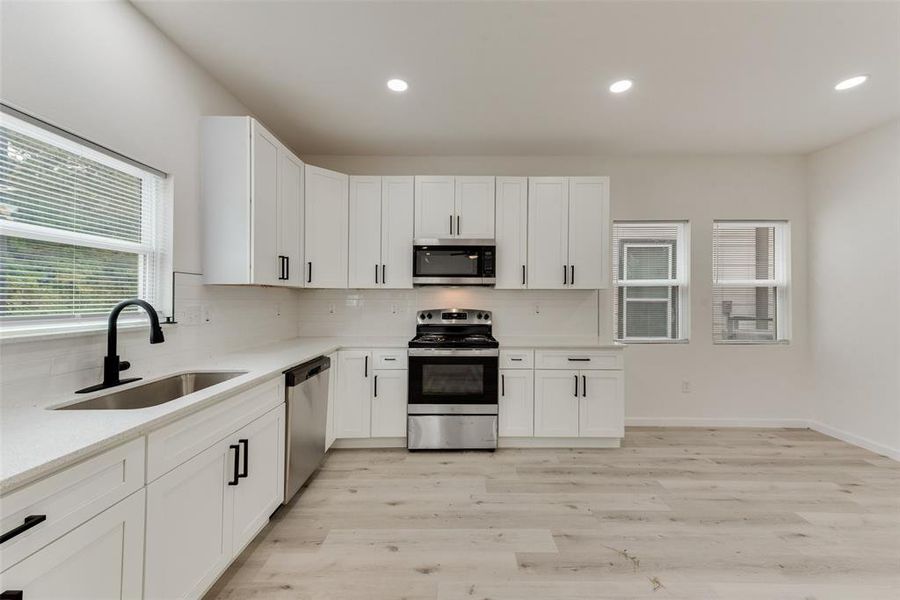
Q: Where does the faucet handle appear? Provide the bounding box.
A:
[119,361,131,372]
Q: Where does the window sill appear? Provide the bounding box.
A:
[616,338,689,345]
[0,318,155,344]
[713,339,791,346]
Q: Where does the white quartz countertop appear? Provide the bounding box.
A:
[0,334,618,494]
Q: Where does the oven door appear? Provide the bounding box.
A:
[408,349,498,414]
[412,242,495,285]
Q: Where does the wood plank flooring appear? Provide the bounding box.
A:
[203,428,900,599]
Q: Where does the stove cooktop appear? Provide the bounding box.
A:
[408,333,499,349]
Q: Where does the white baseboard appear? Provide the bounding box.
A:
[499,437,621,449]
[625,417,809,428]
[331,437,405,449]
[808,420,900,461]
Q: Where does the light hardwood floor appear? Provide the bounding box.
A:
[204,428,900,599]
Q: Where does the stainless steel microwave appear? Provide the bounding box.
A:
[412,239,496,286]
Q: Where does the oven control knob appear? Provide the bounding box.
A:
[477,313,484,319]
[426,312,433,319]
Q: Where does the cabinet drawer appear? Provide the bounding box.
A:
[0,437,144,570]
[146,377,283,482]
[500,349,534,369]
[535,350,623,370]
[373,349,408,370]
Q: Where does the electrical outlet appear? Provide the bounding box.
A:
[534,304,541,314]
[681,380,691,394]
[328,304,336,315]
[201,305,212,323]
[391,303,400,315]
[275,303,282,318]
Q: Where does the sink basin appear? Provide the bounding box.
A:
[54,371,248,410]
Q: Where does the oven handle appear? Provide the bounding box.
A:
[408,348,499,357]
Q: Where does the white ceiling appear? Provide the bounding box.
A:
[133,0,900,156]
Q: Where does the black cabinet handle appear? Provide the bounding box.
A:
[285,256,290,280]
[571,265,575,286]
[375,264,379,284]
[364,355,368,378]
[307,262,312,283]
[582,375,587,397]
[1,591,24,600]
[1,514,46,544]
[501,374,505,397]
[228,444,240,486]
[457,215,460,235]
[382,264,386,284]
[510,357,522,362]
[573,375,578,397]
[384,357,396,361]
[238,439,249,479]
[522,265,526,286]
[374,375,378,397]
[567,357,591,362]
[563,265,567,285]
[449,214,453,235]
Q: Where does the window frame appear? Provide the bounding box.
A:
[0,105,172,338]
[614,220,691,344]
[712,220,791,345]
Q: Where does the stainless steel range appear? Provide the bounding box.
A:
[407,308,499,450]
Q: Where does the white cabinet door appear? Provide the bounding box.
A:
[568,177,609,289]
[334,351,372,438]
[381,176,414,288]
[371,370,407,437]
[0,489,145,600]
[499,369,534,437]
[250,122,280,286]
[144,441,233,600]
[533,369,579,437]
[348,176,383,288]
[495,177,528,289]
[578,371,624,438]
[305,165,349,288]
[455,176,495,238]
[527,177,569,289]
[325,351,337,450]
[231,405,285,556]
[414,176,454,238]
[278,149,304,286]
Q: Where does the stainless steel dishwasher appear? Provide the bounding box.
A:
[283,355,330,503]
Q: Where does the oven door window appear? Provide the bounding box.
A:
[409,356,497,404]
[414,247,480,277]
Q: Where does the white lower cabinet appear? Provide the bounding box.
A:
[498,369,534,437]
[334,350,373,438]
[371,369,407,437]
[144,404,285,600]
[579,371,625,438]
[534,370,580,437]
[0,489,145,600]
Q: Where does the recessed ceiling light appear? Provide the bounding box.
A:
[834,75,868,91]
[609,79,633,94]
[387,78,408,92]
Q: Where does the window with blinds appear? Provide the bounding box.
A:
[613,221,689,342]
[0,109,169,329]
[712,221,790,343]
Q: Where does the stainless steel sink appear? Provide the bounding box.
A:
[54,371,247,410]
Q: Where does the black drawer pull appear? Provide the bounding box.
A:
[0,515,46,544]
[238,439,249,479]
[1,591,24,600]
[510,358,523,362]
[384,357,396,361]
[567,358,591,362]
[228,444,240,486]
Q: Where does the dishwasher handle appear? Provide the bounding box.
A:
[285,355,331,387]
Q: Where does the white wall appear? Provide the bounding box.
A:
[0,0,301,403]
[303,154,810,426]
[807,119,900,458]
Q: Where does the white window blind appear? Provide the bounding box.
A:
[0,109,170,328]
[712,221,790,343]
[613,221,689,342]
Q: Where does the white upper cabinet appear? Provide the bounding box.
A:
[202,117,305,288]
[305,165,349,288]
[380,177,414,288]
[348,176,383,288]
[568,177,610,289]
[495,177,528,289]
[349,176,413,289]
[528,177,570,289]
[527,176,609,289]
[454,176,495,238]
[414,176,455,238]
[415,176,495,239]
